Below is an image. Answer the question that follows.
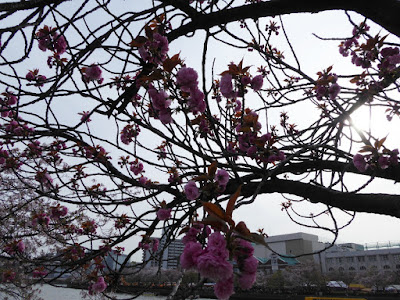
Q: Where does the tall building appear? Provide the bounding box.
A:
[142,236,185,269]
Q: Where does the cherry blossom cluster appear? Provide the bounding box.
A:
[89,276,107,295]
[114,214,131,229]
[26,69,47,87]
[35,169,53,190]
[31,204,68,227]
[219,72,263,100]
[233,108,285,165]
[36,25,67,54]
[1,90,17,118]
[353,149,399,172]
[176,67,206,114]
[147,66,206,124]
[138,33,169,65]
[339,22,400,91]
[36,25,68,68]
[156,201,172,220]
[120,124,140,144]
[180,225,258,299]
[130,158,144,175]
[139,237,159,252]
[82,64,104,84]
[314,67,341,101]
[3,240,25,256]
[148,86,173,124]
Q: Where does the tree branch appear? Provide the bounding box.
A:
[0,0,66,12]
[167,0,400,41]
[234,178,400,218]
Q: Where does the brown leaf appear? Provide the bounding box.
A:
[226,185,242,218]
[163,53,180,73]
[202,202,226,221]
[208,161,218,177]
[235,221,251,237]
[129,36,147,48]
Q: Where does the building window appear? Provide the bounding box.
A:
[346,257,354,263]
[349,267,355,271]
[339,267,344,272]
[383,265,391,270]
[336,257,343,264]
[328,267,334,272]
[380,255,389,261]
[368,255,377,262]
[394,254,400,262]
[357,256,365,262]
[360,266,366,271]
[326,258,333,264]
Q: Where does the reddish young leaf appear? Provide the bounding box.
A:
[235,221,251,237]
[202,201,226,221]
[226,185,242,218]
[208,161,218,178]
[129,36,147,48]
[162,53,180,73]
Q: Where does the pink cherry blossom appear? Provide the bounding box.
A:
[353,154,368,172]
[184,181,200,200]
[188,88,206,114]
[215,169,229,186]
[158,108,173,124]
[180,241,203,269]
[214,276,234,300]
[207,231,227,250]
[152,238,159,252]
[220,74,234,98]
[238,271,256,290]
[83,64,103,83]
[329,83,341,100]
[378,156,390,169]
[130,160,144,175]
[196,252,233,281]
[176,67,198,92]
[233,238,254,260]
[89,276,107,294]
[251,75,263,91]
[241,256,258,274]
[156,208,172,220]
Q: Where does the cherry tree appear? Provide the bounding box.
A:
[0,0,399,299]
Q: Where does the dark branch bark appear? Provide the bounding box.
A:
[278,161,400,183]
[0,0,66,12]
[235,178,400,218]
[167,0,400,41]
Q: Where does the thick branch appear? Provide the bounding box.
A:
[233,178,400,218]
[0,0,66,12]
[278,161,400,182]
[168,0,400,41]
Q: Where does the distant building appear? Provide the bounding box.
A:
[104,251,129,272]
[142,236,184,269]
[257,253,300,274]
[253,232,325,266]
[320,243,400,274]
[254,232,400,275]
